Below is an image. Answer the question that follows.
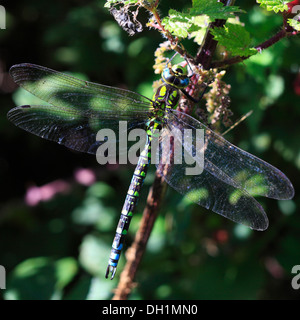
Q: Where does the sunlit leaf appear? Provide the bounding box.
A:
[211,23,257,57]
[256,0,289,13]
[287,18,300,31]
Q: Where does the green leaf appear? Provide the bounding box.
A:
[190,0,245,21]
[4,257,78,300]
[56,258,79,289]
[190,15,210,45]
[211,23,258,57]
[79,234,112,276]
[162,10,192,38]
[256,0,289,13]
[163,0,244,38]
[287,18,300,31]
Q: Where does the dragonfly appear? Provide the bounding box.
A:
[8,62,294,279]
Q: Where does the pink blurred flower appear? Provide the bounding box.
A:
[25,180,70,206]
[74,168,96,186]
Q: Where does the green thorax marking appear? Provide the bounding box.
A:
[153,84,180,111]
[146,117,162,138]
[147,82,182,137]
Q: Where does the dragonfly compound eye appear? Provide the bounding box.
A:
[172,64,188,77]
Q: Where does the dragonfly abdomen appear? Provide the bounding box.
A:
[106,136,152,279]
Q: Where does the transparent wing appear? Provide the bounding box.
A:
[7,105,147,155]
[8,63,153,154]
[155,126,269,231]
[164,110,294,200]
[9,63,153,114]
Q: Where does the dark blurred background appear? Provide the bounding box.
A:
[0,0,299,300]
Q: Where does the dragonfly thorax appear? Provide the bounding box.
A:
[151,64,190,113]
[153,83,181,111]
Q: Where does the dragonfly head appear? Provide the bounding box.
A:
[162,64,189,89]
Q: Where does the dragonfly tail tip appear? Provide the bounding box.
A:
[105,265,117,280]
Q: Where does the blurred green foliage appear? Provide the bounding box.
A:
[0,0,299,300]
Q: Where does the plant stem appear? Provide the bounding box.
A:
[151,7,177,45]
[196,0,234,69]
